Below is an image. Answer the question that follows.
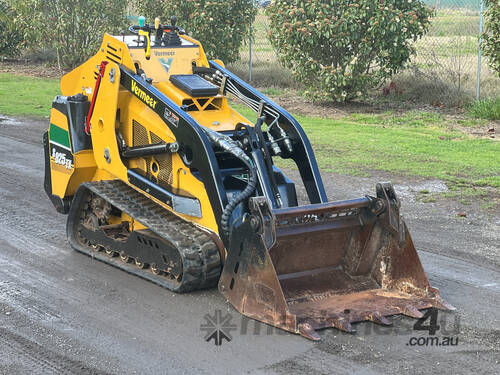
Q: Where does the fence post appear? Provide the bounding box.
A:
[476,0,485,100]
[249,23,253,82]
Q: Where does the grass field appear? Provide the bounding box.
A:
[233,103,499,198]
[0,74,59,117]
[0,73,497,201]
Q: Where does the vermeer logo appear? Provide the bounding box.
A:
[131,80,157,110]
[154,51,175,57]
[159,57,174,74]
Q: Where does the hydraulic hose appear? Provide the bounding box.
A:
[201,127,257,237]
[221,156,257,237]
[254,116,282,207]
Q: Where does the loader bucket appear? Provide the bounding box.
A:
[219,182,454,340]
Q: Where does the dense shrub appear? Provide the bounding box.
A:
[135,0,257,64]
[0,0,22,56]
[482,0,500,76]
[267,0,432,101]
[10,0,128,69]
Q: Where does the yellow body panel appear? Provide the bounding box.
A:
[88,62,128,181]
[60,34,136,97]
[66,151,97,195]
[48,108,73,197]
[49,31,251,235]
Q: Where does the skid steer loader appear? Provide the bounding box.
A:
[43,16,454,340]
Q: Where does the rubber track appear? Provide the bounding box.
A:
[70,180,221,293]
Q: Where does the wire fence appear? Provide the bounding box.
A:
[228,0,500,105]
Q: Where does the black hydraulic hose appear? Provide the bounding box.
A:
[201,128,257,237]
[255,116,282,208]
[220,157,257,237]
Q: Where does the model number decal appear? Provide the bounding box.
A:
[52,148,72,170]
[164,108,179,127]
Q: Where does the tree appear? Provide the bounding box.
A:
[135,0,256,64]
[267,0,432,101]
[11,0,128,69]
[482,0,500,76]
[0,0,22,56]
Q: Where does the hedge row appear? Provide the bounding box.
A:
[2,0,497,100]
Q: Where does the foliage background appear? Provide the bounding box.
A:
[10,0,128,69]
[1,0,497,105]
[482,0,500,76]
[0,0,22,56]
[266,0,432,102]
[134,0,257,64]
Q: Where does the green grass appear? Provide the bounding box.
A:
[260,87,285,96]
[426,13,479,38]
[416,36,478,57]
[233,102,499,196]
[349,111,444,127]
[0,72,497,199]
[467,97,500,120]
[0,73,60,117]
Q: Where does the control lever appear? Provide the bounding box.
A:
[163,16,182,46]
[154,17,163,45]
[138,29,151,59]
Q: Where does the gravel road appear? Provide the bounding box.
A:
[0,115,498,374]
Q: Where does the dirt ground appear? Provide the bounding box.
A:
[0,59,66,79]
[0,115,498,374]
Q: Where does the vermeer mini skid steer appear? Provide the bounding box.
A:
[44,16,454,340]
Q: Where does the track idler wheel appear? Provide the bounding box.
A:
[105,248,118,257]
[120,251,132,263]
[90,244,102,252]
[135,259,147,269]
[151,265,162,275]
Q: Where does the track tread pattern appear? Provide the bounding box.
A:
[76,180,221,293]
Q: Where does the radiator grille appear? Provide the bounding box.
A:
[132,120,152,176]
[150,132,173,186]
[133,120,149,146]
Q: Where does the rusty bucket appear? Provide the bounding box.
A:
[219,182,454,340]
